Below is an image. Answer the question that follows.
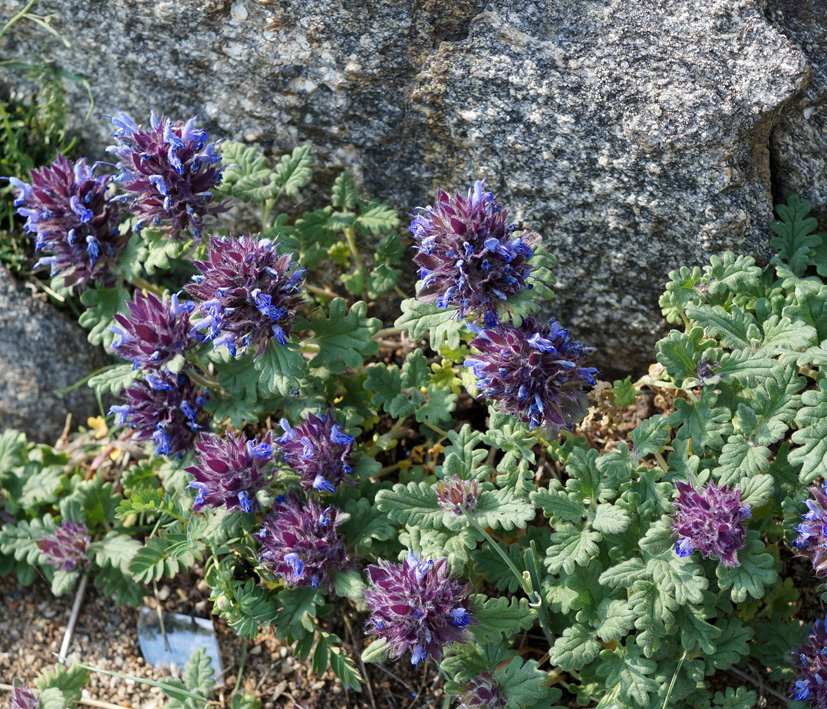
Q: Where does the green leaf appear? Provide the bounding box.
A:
[712,436,770,486]
[128,536,192,584]
[613,376,642,408]
[596,641,659,708]
[18,463,64,508]
[89,532,141,573]
[0,515,55,565]
[712,686,757,709]
[646,553,707,606]
[211,578,276,639]
[674,605,721,655]
[395,297,463,350]
[549,623,601,672]
[759,314,817,355]
[35,664,89,709]
[231,693,262,709]
[211,349,259,404]
[327,639,362,690]
[598,558,648,588]
[332,569,365,599]
[629,415,669,458]
[37,687,67,709]
[339,498,396,551]
[366,263,401,299]
[375,482,442,529]
[595,598,637,643]
[686,304,757,350]
[784,281,827,342]
[356,201,400,235]
[115,487,182,520]
[593,503,631,534]
[141,229,191,275]
[88,363,139,396]
[183,646,215,694]
[78,286,130,347]
[471,489,535,532]
[705,252,761,295]
[331,171,357,209]
[738,474,774,507]
[362,638,390,663]
[544,524,600,575]
[659,265,704,324]
[218,142,271,202]
[771,193,821,276]
[301,299,380,374]
[629,581,675,656]
[93,564,146,607]
[495,656,563,709]
[669,391,732,455]
[0,428,26,475]
[791,416,827,484]
[705,618,752,673]
[473,541,525,593]
[716,532,777,602]
[274,587,318,639]
[469,595,536,644]
[655,327,713,387]
[273,144,314,196]
[254,342,306,396]
[51,568,79,596]
[532,482,585,523]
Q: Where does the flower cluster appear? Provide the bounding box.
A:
[410,180,538,325]
[277,410,355,493]
[9,684,38,709]
[11,154,125,289]
[258,495,349,590]
[364,552,474,665]
[187,235,305,355]
[111,291,195,371]
[793,484,827,577]
[464,317,597,434]
[436,476,479,516]
[111,372,209,457]
[107,111,225,238]
[671,481,750,567]
[791,618,827,705]
[457,673,508,709]
[185,432,275,513]
[38,520,90,571]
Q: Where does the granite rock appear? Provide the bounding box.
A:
[768,0,827,228]
[0,0,813,373]
[0,266,106,443]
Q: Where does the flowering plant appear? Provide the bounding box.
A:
[3,108,826,709]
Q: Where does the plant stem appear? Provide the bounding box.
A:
[373,327,400,339]
[54,363,120,395]
[661,651,686,709]
[344,225,365,274]
[234,638,249,694]
[69,662,209,703]
[0,0,37,41]
[461,509,529,595]
[422,420,450,439]
[300,340,320,354]
[153,581,171,653]
[0,685,128,709]
[58,571,89,662]
[726,665,789,704]
[131,275,166,296]
[524,540,555,650]
[186,367,219,391]
[654,450,669,471]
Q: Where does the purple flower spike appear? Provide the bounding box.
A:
[364,551,475,665]
[436,476,479,516]
[464,317,597,435]
[258,494,349,590]
[791,618,827,704]
[9,684,39,709]
[185,431,275,513]
[793,484,827,577]
[186,235,305,355]
[111,290,195,371]
[11,154,126,289]
[38,520,90,571]
[111,371,209,457]
[107,111,226,238]
[277,409,356,493]
[411,180,539,324]
[457,673,508,709]
[671,481,750,567]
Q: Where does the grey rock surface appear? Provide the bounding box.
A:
[0,0,814,373]
[0,266,106,443]
[768,0,827,228]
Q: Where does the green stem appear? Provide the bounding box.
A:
[0,0,37,42]
[374,327,400,339]
[661,651,687,709]
[69,662,209,704]
[132,275,167,296]
[422,420,450,439]
[234,638,249,694]
[186,368,219,391]
[654,450,669,471]
[525,540,555,650]
[261,199,274,230]
[461,509,531,596]
[300,340,320,354]
[344,225,365,274]
[53,363,120,395]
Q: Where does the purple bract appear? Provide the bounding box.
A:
[791,618,827,705]
[38,520,90,571]
[671,480,751,567]
[457,673,508,709]
[107,111,225,238]
[186,235,305,355]
[110,371,209,457]
[793,484,827,577]
[185,431,275,513]
[258,494,349,590]
[364,551,474,665]
[8,684,38,709]
[436,476,479,516]
[411,180,539,326]
[464,317,597,434]
[11,154,125,289]
[277,409,355,493]
[111,291,195,371]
